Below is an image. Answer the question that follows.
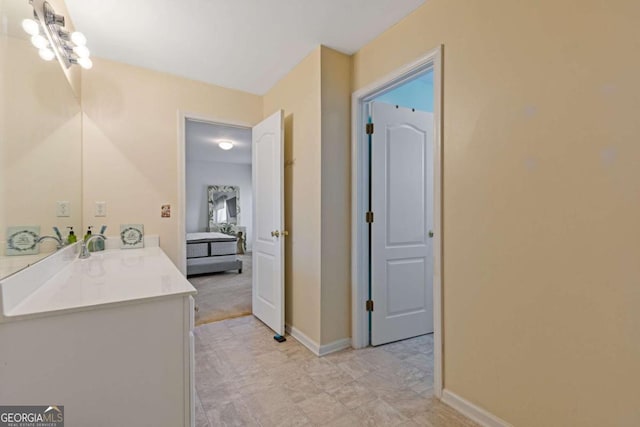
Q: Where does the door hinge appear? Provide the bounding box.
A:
[365,211,374,224]
[366,123,374,135]
[366,300,374,312]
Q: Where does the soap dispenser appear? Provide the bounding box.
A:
[84,226,94,252]
[67,226,77,244]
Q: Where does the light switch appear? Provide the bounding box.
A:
[95,201,107,217]
[56,201,70,217]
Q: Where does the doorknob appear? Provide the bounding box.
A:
[428,230,434,238]
[271,230,280,238]
[281,230,289,237]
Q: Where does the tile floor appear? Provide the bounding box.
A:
[194,316,478,426]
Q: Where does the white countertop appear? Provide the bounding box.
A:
[0,252,53,280]
[3,246,196,320]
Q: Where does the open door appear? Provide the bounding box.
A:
[371,101,434,346]
[252,110,285,336]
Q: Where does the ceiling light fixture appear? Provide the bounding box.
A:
[21,18,40,36]
[38,47,55,61]
[218,141,234,151]
[70,31,87,46]
[30,34,49,49]
[75,57,93,69]
[22,1,92,70]
[72,44,90,58]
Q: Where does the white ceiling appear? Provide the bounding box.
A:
[64,0,425,95]
[186,120,252,165]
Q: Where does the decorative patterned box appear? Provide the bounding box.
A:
[6,226,40,256]
[119,224,144,249]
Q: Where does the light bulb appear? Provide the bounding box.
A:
[218,141,234,150]
[77,57,93,69]
[22,19,40,36]
[31,34,48,49]
[70,31,86,46]
[38,48,55,61]
[73,45,90,58]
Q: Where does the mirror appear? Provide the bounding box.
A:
[0,1,82,279]
[208,185,240,231]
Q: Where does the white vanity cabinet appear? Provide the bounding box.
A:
[0,240,197,426]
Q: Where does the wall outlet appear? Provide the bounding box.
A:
[56,201,70,217]
[95,201,107,217]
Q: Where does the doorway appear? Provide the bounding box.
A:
[178,111,286,335]
[351,46,443,396]
[369,99,435,346]
[184,119,253,325]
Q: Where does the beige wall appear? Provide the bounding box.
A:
[319,47,351,345]
[263,48,323,343]
[353,0,640,425]
[82,58,262,265]
[262,46,352,347]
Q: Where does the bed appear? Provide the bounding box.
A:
[186,231,242,276]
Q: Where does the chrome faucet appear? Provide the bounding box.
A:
[37,235,65,249]
[78,234,106,259]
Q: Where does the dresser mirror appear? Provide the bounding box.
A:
[208,185,240,231]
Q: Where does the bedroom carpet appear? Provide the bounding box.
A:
[189,254,252,326]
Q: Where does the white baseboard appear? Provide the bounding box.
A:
[318,338,351,356]
[285,325,351,357]
[441,389,512,427]
[285,324,320,355]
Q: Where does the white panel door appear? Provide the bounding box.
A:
[252,110,285,336]
[371,102,434,346]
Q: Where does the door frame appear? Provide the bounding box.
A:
[350,46,444,397]
[177,112,253,276]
